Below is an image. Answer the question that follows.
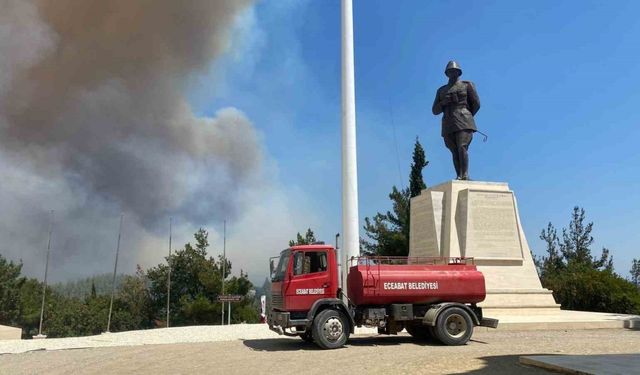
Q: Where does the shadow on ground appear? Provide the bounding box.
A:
[243,335,446,352]
[452,354,552,374]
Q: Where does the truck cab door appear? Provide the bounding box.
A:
[285,250,335,312]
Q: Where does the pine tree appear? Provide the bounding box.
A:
[289,228,317,246]
[361,187,410,256]
[595,247,614,271]
[631,259,640,289]
[538,207,613,271]
[560,207,594,265]
[409,137,428,198]
[536,222,563,277]
[146,228,257,326]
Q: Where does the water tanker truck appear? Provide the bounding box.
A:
[268,243,498,349]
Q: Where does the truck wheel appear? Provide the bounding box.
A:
[298,330,314,343]
[312,309,350,349]
[405,323,430,340]
[434,307,473,346]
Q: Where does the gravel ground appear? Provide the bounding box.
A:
[0,324,378,354]
[1,328,639,374]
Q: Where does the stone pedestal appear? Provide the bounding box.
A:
[409,180,560,313]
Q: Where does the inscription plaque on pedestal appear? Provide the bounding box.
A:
[456,190,523,259]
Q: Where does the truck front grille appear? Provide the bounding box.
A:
[271,293,283,309]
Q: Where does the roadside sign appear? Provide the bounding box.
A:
[217,295,243,302]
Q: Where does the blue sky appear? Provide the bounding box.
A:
[190,0,640,278]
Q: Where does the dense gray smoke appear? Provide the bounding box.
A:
[0,0,262,279]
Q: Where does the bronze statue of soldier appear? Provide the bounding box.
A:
[432,61,480,180]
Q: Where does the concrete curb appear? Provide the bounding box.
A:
[476,310,640,332]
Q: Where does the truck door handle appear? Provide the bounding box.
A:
[322,283,329,288]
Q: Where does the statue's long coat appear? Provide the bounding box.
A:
[432,80,481,136]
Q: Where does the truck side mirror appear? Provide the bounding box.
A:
[270,259,275,276]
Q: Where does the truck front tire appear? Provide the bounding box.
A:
[434,307,473,346]
[312,309,350,349]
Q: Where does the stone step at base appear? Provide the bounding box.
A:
[479,289,561,309]
[475,309,640,332]
[482,307,562,315]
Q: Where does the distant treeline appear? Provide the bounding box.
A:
[0,229,260,339]
[52,273,126,299]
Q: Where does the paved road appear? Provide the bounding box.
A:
[1,329,638,375]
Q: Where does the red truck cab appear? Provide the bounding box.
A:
[270,244,339,312]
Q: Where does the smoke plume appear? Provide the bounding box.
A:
[0,0,263,279]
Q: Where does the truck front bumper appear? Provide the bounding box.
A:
[268,310,310,336]
[479,317,499,329]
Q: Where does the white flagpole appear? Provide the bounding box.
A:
[341,0,360,300]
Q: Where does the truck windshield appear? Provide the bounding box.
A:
[271,250,290,282]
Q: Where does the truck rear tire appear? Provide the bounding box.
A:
[433,307,473,346]
[312,309,350,349]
